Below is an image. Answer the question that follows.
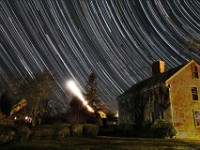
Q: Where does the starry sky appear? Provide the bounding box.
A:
[1,0,200,113]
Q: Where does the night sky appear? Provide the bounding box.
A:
[1,0,200,113]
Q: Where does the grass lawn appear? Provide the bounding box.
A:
[0,136,200,150]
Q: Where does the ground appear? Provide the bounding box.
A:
[0,136,200,150]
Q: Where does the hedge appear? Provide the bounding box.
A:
[0,125,16,145]
[83,124,99,137]
[0,123,99,145]
[71,124,84,136]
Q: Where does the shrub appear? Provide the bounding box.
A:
[15,125,31,142]
[32,125,56,138]
[0,125,15,145]
[54,123,71,138]
[83,124,99,137]
[149,119,176,138]
[71,124,83,136]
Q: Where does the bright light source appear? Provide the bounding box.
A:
[86,105,94,113]
[67,80,94,113]
[67,80,85,101]
[82,101,88,106]
[25,116,32,123]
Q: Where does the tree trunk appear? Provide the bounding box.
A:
[32,117,36,127]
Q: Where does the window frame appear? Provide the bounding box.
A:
[191,87,199,101]
[192,66,199,79]
[193,110,200,127]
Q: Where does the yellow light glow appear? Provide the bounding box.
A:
[67,80,94,113]
[98,111,107,118]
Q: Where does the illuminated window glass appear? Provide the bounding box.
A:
[191,87,199,100]
[194,111,200,126]
[192,66,199,78]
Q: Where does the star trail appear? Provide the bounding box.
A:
[1,0,200,112]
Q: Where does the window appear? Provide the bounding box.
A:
[194,110,200,126]
[191,87,199,100]
[192,66,199,78]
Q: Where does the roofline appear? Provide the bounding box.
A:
[166,60,197,83]
[117,59,198,101]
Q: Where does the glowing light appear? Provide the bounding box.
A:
[67,80,94,113]
[82,101,88,106]
[25,116,32,123]
[67,80,85,101]
[115,112,119,117]
[86,105,94,113]
[98,111,107,118]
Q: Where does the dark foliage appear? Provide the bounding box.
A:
[149,119,177,138]
[83,124,99,137]
[66,97,89,124]
[0,91,13,117]
[85,73,102,111]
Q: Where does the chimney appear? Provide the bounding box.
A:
[152,61,165,76]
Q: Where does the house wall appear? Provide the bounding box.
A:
[118,84,172,127]
[143,85,172,124]
[117,94,133,125]
[166,61,200,139]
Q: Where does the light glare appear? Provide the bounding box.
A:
[67,80,94,113]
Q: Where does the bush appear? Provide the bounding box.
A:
[32,125,56,138]
[71,124,83,136]
[83,124,99,137]
[0,125,15,145]
[149,119,176,138]
[54,123,71,138]
[15,125,31,142]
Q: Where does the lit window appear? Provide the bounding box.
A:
[192,66,199,78]
[191,87,199,100]
[194,111,200,126]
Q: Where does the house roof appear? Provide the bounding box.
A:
[117,62,186,99]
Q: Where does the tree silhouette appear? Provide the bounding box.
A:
[84,73,103,125]
[66,96,89,124]
[7,71,56,126]
[0,91,12,117]
[85,73,102,112]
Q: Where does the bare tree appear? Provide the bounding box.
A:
[128,93,148,129]
[7,71,56,126]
